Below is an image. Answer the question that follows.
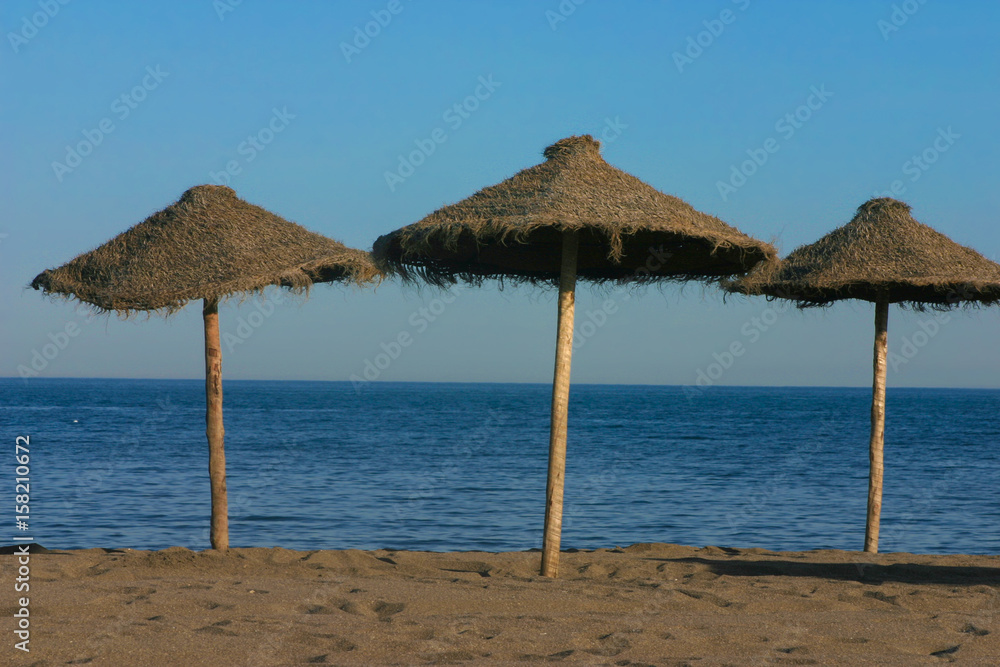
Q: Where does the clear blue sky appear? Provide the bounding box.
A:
[3,0,999,388]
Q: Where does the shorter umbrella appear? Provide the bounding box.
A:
[730,197,1000,552]
[32,184,380,549]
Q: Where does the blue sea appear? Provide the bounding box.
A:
[2,379,999,554]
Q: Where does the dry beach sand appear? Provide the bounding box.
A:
[4,543,999,665]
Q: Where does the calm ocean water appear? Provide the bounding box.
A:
[2,378,998,554]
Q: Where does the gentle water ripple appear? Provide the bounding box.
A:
[2,379,998,554]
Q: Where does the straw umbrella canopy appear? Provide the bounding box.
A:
[31,184,380,550]
[730,197,1000,553]
[374,135,776,577]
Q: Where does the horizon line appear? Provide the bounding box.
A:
[3,376,999,391]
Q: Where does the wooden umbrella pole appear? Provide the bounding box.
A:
[541,230,579,578]
[203,298,229,551]
[864,297,890,554]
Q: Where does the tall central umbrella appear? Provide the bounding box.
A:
[730,197,1000,552]
[374,135,775,576]
[31,184,380,550]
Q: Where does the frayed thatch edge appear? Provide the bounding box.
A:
[30,283,317,321]
[726,279,1000,312]
[30,253,382,319]
[386,223,774,276]
[374,231,776,290]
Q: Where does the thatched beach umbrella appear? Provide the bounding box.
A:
[730,197,1000,553]
[31,184,379,550]
[373,135,776,576]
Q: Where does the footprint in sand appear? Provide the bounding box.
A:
[199,600,234,611]
[441,620,501,641]
[373,601,406,621]
[576,563,618,578]
[862,590,901,606]
[195,620,238,636]
[683,570,721,584]
[675,588,744,609]
[420,650,482,664]
[930,644,962,659]
[438,560,495,578]
[406,626,437,641]
[961,624,990,636]
[121,586,156,604]
[333,599,406,622]
[517,649,574,662]
[310,634,357,652]
[583,632,632,657]
[305,604,338,615]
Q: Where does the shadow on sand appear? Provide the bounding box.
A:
[646,555,1000,586]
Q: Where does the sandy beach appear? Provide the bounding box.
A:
[3,543,998,665]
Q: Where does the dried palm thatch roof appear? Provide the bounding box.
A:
[373,135,776,286]
[730,198,1000,308]
[31,185,381,314]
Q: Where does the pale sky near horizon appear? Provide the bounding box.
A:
[3,0,999,388]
